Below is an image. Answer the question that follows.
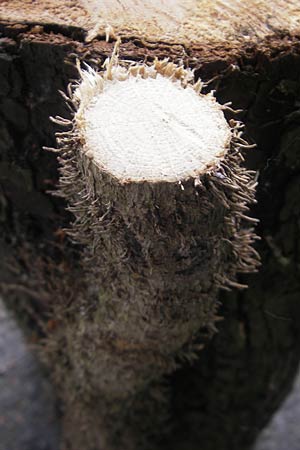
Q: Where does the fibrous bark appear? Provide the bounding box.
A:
[1,2,300,450]
[44,51,259,446]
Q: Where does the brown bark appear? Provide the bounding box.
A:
[1,3,300,450]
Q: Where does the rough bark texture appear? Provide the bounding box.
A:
[1,4,300,450]
[44,55,259,449]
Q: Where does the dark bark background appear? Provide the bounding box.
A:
[1,23,300,450]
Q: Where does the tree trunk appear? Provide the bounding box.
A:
[1,2,300,450]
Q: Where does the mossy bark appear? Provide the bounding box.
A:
[1,23,300,450]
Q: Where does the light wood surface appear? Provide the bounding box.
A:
[1,0,299,45]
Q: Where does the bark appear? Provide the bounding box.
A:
[1,3,300,450]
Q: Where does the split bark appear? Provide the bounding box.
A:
[1,2,300,450]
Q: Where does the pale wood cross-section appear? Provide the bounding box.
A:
[1,0,300,46]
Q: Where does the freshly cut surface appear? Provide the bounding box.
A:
[82,72,231,182]
[0,0,299,46]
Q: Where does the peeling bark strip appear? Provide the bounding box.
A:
[1,2,300,450]
[49,48,259,407]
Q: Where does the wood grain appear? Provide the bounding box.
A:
[0,0,299,46]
